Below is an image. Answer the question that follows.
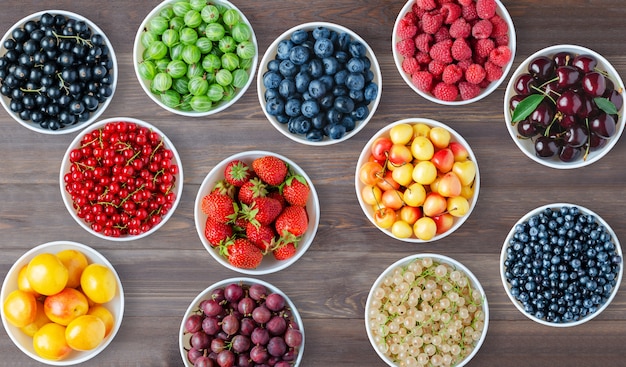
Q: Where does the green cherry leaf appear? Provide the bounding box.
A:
[594,97,619,115]
[511,94,545,123]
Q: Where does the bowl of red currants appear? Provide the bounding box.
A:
[257,21,382,145]
[60,117,183,241]
[355,118,479,242]
[504,44,625,168]
[194,150,320,275]
[180,277,305,367]
[392,0,516,105]
[365,253,489,367]
[0,10,117,134]
[133,0,258,116]
[500,203,623,327]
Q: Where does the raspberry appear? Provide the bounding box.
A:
[404,9,419,24]
[462,3,478,21]
[458,81,481,100]
[411,71,434,92]
[495,34,509,47]
[473,37,495,58]
[421,12,444,34]
[440,3,462,24]
[433,26,451,43]
[484,60,504,81]
[428,59,447,77]
[432,82,459,102]
[476,0,497,19]
[442,64,463,85]
[396,38,416,58]
[414,33,433,53]
[472,19,493,39]
[451,38,472,61]
[465,63,486,84]
[490,14,509,37]
[457,0,473,6]
[402,57,420,75]
[416,0,437,11]
[457,58,472,71]
[430,39,453,64]
[411,3,428,19]
[397,18,418,40]
[489,45,512,67]
[449,18,471,39]
[415,51,432,65]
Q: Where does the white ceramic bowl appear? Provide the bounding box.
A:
[365,253,489,367]
[504,44,625,169]
[60,117,183,241]
[355,118,480,242]
[257,21,382,146]
[0,10,117,134]
[179,277,305,366]
[194,150,319,274]
[392,0,516,105]
[133,0,258,117]
[0,241,124,365]
[500,203,623,327]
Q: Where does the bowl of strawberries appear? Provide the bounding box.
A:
[194,151,320,275]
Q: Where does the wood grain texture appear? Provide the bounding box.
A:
[1,0,626,365]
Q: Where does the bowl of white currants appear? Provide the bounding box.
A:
[504,44,625,169]
[179,277,305,367]
[257,21,382,145]
[365,254,489,367]
[500,203,623,327]
[133,0,258,116]
[392,0,516,105]
[355,118,479,242]
[0,10,117,134]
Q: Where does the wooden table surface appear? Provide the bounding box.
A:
[1,0,626,366]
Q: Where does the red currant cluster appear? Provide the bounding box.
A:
[63,120,179,237]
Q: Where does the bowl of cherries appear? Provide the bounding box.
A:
[0,10,117,134]
[60,117,183,241]
[504,44,625,169]
[179,277,305,367]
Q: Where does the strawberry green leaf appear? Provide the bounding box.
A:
[511,94,545,123]
[594,97,618,115]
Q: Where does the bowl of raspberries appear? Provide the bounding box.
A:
[393,0,516,104]
[194,151,320,275]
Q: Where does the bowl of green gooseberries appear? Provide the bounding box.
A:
[133,0,258,116]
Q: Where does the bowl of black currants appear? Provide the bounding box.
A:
[504,44,625,169]
[257,22,382,145]
[0,10,117,134]
[500,203,623,327]
[133,0,258,116]
[179,277,305,367]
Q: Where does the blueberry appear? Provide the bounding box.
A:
[347,58,365,73]
[265,88,279,100]
[349,88,364,102]
[308,58,324,78]
[312,26,331,40]
[301,99,320,118]
[295,71,311,93]
[288,115,311,134]
[346,72,365,91]
[308,79,327,99]
[285,98,302,117]
[364,83,378,102]
[265,97,285,116]
[341,115,355,131]
[278,79,296,99]
[334,69,348,85]
[306,129,324,141]
[337,32,351,51]
[290,29,309,44]
[351,104,369,120]
[278,59,298,77]
[334,95,354,114]
[313,38,334,58]
[311,113,326,130]
[276,39,294,60]
[289,45,310,65]
[263,71,283,89]
[335,50,350,64]
[333,85,349,97]
[327,123,346,139]
[326,108,341,124]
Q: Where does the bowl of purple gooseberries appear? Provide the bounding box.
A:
[504,44,625,169]
[257,21,382,146]
[179,277,305,367]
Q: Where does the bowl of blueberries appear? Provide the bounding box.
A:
[257,22,382,145]
[500,203,623,327]
[0,10,117,134]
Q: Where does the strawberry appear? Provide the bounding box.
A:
[224,159,252,187]
[267,191,286,211]
[241,197,282,226]
[272,241,297,261]
[237,177,268,205]
[221,238,263,269]
[252,156,288,186]
[204,216,233,247]
[211,179,236,197]
[275,206,309,237]
[245,221,276,253]
[201,192,237,224]
[282,175,309,207]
